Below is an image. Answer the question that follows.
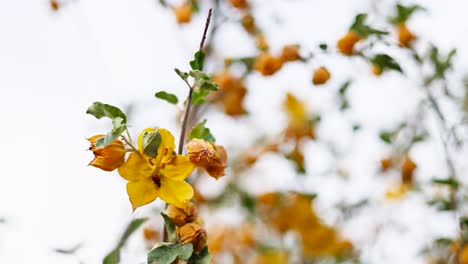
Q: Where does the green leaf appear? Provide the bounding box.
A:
[379,131,393,144]
[190,51,206,71]
[103,218,147,264]
[161,213,177,243]
[86,102,127,124]
[187,246,212,264]
[338,81,352,95]
[391,4,425,24]
[319,43,328,51]
[189,119,215,142]
[147,243,193,264]
[175,68,189,81]
[371,54,403,73]
[155,91,178,104]
[142,131,162,158]
[191,89,210,105]
[432,178,459,190]
[95,122,127,149]
[103,249,120,264]
[350,13,388,38]
[429,46,456,79]
[190,0,200,12]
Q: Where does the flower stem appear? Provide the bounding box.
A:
[177,8,212,155]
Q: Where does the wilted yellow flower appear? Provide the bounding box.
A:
[254,53,283,76]
[178,223,207,252]
[118,128,195,210]
[50,0,59,11]
[385,183,409,200]
[87,135,126,171]
[283,93,315,140]
[165,201,199,226]
[255,34,270,51]
[312,66,331,85]
[337,31,361,56]
[186,138,227,179]
[241,14,256,34]
[380,157,393,171]
[143,226,159,241]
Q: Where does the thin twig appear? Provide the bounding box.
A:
[163,9,213,243]
[177,8,213,155]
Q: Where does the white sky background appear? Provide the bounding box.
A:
[0,0,467,263]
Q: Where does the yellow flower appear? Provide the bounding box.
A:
[186,139,227,179]
[118,128,195,210]
[87,135,126,171]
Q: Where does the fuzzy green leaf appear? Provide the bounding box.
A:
[147,243,193,264]
[142,131,162,158]
[187,246,212,264]
[155,91,178,105]
[371,54,403,73]
[190,51,206,71]
[189,119,215,142]
[86,102,127,124]
[161,213,177,243]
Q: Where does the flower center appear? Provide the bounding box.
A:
[152,175,161,188]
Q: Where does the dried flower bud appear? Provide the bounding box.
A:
[88,135,126,171]
[254,53,283,76]
[312,66,331,85]
[397,23,416,47]
[229,0,248,9]
[186,139,227,179]
[50,0,60,11]
[143,226,159,241]
[241,14,256,34]
[213,71,247,116]
[165,202,199,226]
[337,31,361,56]
[280,44,301,62]
[178,223,207,252]
[173,2,192,24]
[255,34,269,51]
[372,63,383,76]
[401,155,417,184]
[380,157,392,171]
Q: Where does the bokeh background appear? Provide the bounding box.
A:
[1,0,467,263]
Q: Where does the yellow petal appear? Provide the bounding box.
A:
[126,179,159,211]
[159,177,194,208]
[161,155,195,181]
[118,152,153,181]
[138,128,175,163]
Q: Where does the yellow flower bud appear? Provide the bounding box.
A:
[178,223,207,252]
[186,139,227,179]
[88,135,126,171]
